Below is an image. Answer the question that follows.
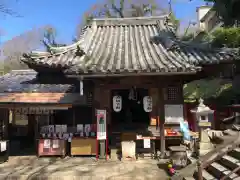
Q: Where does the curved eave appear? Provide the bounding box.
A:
[21,58,69,74]
[64,66,202,78]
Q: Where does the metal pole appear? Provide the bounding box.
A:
[99,140,105,159]
[197,125,203,180]
[197,160,203,180]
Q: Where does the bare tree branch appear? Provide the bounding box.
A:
[75,0,169,39]
[0,0,21,17]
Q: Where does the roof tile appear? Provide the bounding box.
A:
[22,16,236,75]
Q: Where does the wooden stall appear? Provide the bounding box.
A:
[71,137,96,156]
[70,124,97,156]
[37,139,66,157]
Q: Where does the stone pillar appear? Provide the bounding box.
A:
[199,128,214,155]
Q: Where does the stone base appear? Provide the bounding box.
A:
[199,142,214,156]
[110,148,119,160]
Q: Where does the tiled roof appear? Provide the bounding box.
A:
[22,15,236,76]
[0,70,73,93]
[0,70,86,104]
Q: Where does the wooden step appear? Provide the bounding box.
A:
[219,155,240,175]
[207,162,239,180]
[183,177,195,180]
[229,148,240,160]
[193,169,217,180]
[202,169,217,180]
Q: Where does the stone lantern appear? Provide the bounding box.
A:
[191,99,214,156]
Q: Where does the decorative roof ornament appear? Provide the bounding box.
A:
[75,45,85,57]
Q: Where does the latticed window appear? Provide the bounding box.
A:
[166,86,180,101]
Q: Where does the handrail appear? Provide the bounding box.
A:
[202,137,240,169]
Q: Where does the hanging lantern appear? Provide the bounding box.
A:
[113,95,122,112]
[143,96,153,112]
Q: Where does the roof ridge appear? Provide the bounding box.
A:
[92,15,169,26]
[92,15,168,21]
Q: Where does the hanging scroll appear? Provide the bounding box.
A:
[113,96,122,112]
[143,96,152,112]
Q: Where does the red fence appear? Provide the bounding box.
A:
[184,103,233,131]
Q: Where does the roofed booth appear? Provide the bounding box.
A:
[0,15,237,160]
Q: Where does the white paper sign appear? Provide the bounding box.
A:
[62,125,67,133]
[43,139,50,148]
[113,96,122,112]
[52,140,59,148]
[164,104,184,123]
[48,125,54,133]
[55,125,62,133]
[77,124,83,132]
[63,133,69,140]
[0,141,7,152]
[68,137,72,142]
[143,139,151,148]
[143,96,152,112]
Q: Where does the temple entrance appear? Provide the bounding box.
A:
[111,88,149,128]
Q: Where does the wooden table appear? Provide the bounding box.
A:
[136,132,183,159]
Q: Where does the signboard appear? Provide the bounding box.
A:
[14,106,68,114]
[0,141,7,152]
[164,104,184,123]
[143,139,151,148]
[143,96,152,112]
[113,96,122,112]
[96,110,107,140]
[198,122,211,127]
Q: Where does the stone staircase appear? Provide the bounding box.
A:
[184,146,240,180]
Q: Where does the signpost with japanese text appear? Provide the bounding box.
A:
[96,109,108,160]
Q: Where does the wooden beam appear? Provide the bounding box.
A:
[158,86,166,158]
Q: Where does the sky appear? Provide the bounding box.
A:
[0,0,206,45]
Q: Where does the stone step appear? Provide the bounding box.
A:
[193,169,217,180]
[207,162,240,180]
[202,169,217,180]
[219,155,240,175]
[183,177,195,180]
[229,148,240,160]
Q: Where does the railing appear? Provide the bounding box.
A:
[220,166,240,180]
[197,115,240,180]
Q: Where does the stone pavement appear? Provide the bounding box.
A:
[0,156,169,180]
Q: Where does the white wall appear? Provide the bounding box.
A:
[196,6,211,30]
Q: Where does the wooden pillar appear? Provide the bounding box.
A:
[28,114,35,138]
[158,87,165,158]
[0,108,9,140]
